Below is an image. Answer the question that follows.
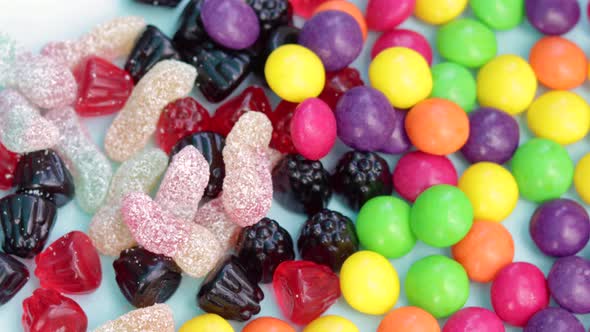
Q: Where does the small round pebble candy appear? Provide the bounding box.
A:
[369,47,432,109]
[265,45,325,103]
[377,306,440,332]
[476,55,537,115]
[431,62,477,112]
[470,0,524,30]
[393,151,458,202]
[303,315,359,332]
[443,307,505,332]
[529,37,587,90]
[510,138,574,203]
[452,221,515,282]
[370,29,432,64]
[415,0,468,25]
[313,1,368,40]
[491,262,549,327]
[290,98,336,160]
[298,11,363,72]
[340,251,400,315]
[411,184,474,248]
[356,196,416,258]
[200,0,260,50]
[436,18,497,68]
[405,98,470,156]
[179,314,234,332]
[575,153,590,204]
[405,255,470,318]
[379,107,412,155]
[365,0,415,31]
[524,307,585,332]
[527,91,590,145]
[460,107,520,164]
[525,0,580,36]
[243,317,295,332]
[548,256,590,314]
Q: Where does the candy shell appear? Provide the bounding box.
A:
[371,29,432,64]
[575,153,590,204]
[443,307,505,332]
[313,1,367,40]
[378,306,440,332]
[526,0,580,35]
[365,0,415,31]
[548,256,590,314]
[529,36,587,90]
[304,316,358,332]
[290,98,336,160]
[437,18,496,68]
[179,314,234,332]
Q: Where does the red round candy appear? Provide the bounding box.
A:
[366,0,416,32]
[371,29,433,64]
[290,98,336,160]
[155,97,211,153]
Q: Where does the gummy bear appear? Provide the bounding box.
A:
[173,0,207,51]
[212,86,272,136]
[290,0,329,18]
[135,0,181,7]
[193,197,241,251]
[0,142,19,190]
[35,231,102,294]
[0,252,29,305]
[155,97,211,154]
[318,67,364,110]
[269,100,297,154]
[22,288,88,332]
[94,303,175,332]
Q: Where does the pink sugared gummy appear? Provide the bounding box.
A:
[443,307,505,332]
[290,98,336,161]
[366,0,415,32]
[371,29,433,64]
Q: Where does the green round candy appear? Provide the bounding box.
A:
[470,0,524,30]
[436,18,497,68]
[410,184,473,247]
[405,255,470,318]
[431,62,477,112]
[511,138,574,202]
[356,196,416,258]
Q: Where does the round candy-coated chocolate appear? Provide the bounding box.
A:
[524,307,584,332]
[371,29,432,64]
[443,307,504,332]
[290,98,336,160]
[548,256,590,314]
[471,0,524,30]
[298,11,363,71]
[379,107,411,155]
[437,18,497,68]
[525,0,580,35]
[431,62,476,112]
[201,0,260,50]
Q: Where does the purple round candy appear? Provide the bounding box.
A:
[530,198,590,257]
[298,11,363,71]
[524,307,584,332]
[525,0,580,35]
[548,256,590,314]
[460,107,519,164]
[379,108,412,155]
[201,0,260,50]
[335,86,395,152]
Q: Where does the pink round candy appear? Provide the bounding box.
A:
[290,98,337,160]
[491,262,549,327]
[392,151,458,202]
[366,0,416,32]
[371,29,433,64]
[444,307,505,332]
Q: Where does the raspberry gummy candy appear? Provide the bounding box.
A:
[194,197,241,252]
[172,222,224,278]
[94,303,175,332]
[0,252,29,305]
[156,97,210,154]
[212,86,272,137]
[0,141,19,190]
[318,67,364,110]
[269,100,297,154]
[290,0,329,18]
[22,288,87,332]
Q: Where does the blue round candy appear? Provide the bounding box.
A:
[201,0,260,50]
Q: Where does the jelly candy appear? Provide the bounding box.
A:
[212,86,272,137]
[114,246,182,308]
[0,32,17,88]
[35,231,102,294]
[156,97,211,154]
[15,149,75,207]
[236,217,295,283]
[45,107,113,213]
[273,260,341,325]
[197,256,264,321]
[73,56,134,117]
[201,0,260,50]
[0,142,19,190]
[290,0,329,18]
[246,0,293,36]
[0,252,29,305]
[22,288,87,332]
[173,0,207,51]
[104,60,197,162]
[135,0,181,7]
[254,25,300,77]
[318,67,364,110]
[269,100,297,153]
[173,222,224,278]
[194,197,241,251]
[93,303,175,332]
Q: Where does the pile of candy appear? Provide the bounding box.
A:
[2,0,590,331]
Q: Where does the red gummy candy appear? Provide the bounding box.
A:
[35,231,102,294]
[318,67,364,110]
[212,86,272,137]
[273,260,341,325]
[269,100,297,154]
[0,142,20,190]
[73,56,134,117]
[22,288,88,332]
[290,0,330,18]
[155,97,211,153]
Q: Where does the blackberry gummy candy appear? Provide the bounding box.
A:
[193,197,241,252]
[94,303,175,332]
[0,252,29,305]
[156,97,211,154]
[22,288,87,332]
[524,307,584,332]
[135,0,182,7]
[246,0,292,37]
[212,86,272,137]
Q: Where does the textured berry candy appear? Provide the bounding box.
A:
[319,67,364,110]
[93,303,175,332]
[198,256,264,321]
[173,0,207,50]
[45,107,113,213]
[290,0,329,18]
[172,222,224,278]
[156,97,211,154]
[212,86,272,137]
[22,288,87,332]
[236,217,295,283]
[104,60,197,162]
[73,56,134,116]
[15,149,75,207]
[273,260,341,325]
[114,246,182,308]
[194,197,241,251]
[135,0,181,7]
[0,141,19,190]
[0,252,29,305]
[269,100,297,154]
[0,194,57,258]
[246,0,293,36]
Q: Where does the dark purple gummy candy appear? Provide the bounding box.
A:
[525,0,580,36]
[173,0,207,51]
[134,0,181,7]
[0,252,29,305]
[246,0,293,36]
[548,256,590,314]
[524,307,584,332]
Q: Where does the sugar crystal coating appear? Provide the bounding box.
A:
[225,111,273,151]
[194,197,241,251]
[0,32,17,88]
[93,303,174,332]
[173,222,224,278]
[89,205,136,257]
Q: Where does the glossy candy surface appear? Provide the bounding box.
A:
[415,0,467,25]
[0,142,20,190]
[431,62,476,112]
[378,306,440,332]
[22,288,88,332]
[305,316,358,332]
[371,29,432,64]
[526,0,580,35]
[575,153,590,204]
[524,307,584,332]
[179,314,235,332]
[155,97,210,154]
[437,19,496,68]
[0,252,29,305]
[443,307,504,332]
[365,0,415,31]
[212,86,272,137]
[290,98,336,160]
[313,1,367,40]
[243,317,294,332]
[548,256,590,314]
[290,0,329,18]
[529,36,587,90]
[318,67,364,110]
[201,0,260,50]
[125,25,180,83]
[471,0,524,30]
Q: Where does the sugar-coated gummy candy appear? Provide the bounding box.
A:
[201,0,260,50]
[157,97,211,154]
[378,306,440,332]
[194,197,240,252]
[575,153,590,205]
[524,307,584,332]
[371,29,432,64]
[244,317,295,332]
[93,303,175,332]
[125,25,180,83]
[105,60,197,162]
[548,256,590,314]
[443,307,504,332]
[415,0,467,24]
[436,18,496,68]
[212,85,272,137]
[179,314,235,332]
[173,0,207,50]
[89,205,137,257]
[471,0,524,30]
[431,62,476,112]
[290,98,336,160]
[173,222,224,278]
[304,315,359,332]
[0,252,29,305]
[224,110,272,153]
[365,0,414,31]
[529,36,587,90]
[0,32,17,88]
[525,0,580,35]
[313,1,367,40]
[22,288,87,332]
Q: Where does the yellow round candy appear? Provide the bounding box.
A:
[575,153,590,205]
[477,54,537,115]
[527,91,590,145]
[303,315,359,332]
[458,162,518,223]
[415,0,469,25]
[179,314,234,332]
[340,251,400,315]
[369,47,432,109]
[265,44,325,103]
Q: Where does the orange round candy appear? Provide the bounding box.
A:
[378,306,440,332]
[405,98,469,155]
[313,1,368,40]
[529,36,587,90]
[452,220,514,283]
[243,317,295,332]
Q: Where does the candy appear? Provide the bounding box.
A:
[526,0,580,35]
[0,32,17,87]
[194,197,241,252]
[529,36,587,90]
[405,255,469,318]
[254,25,300,77]
[173,223,223,278]
[524,307,584,332]
[371,29,432,64]
[135,0,182,7]
[379,107,411,155]
[93,303,175,332]
[246,0,292,37]
[548,256,590,313]
[313,1,367,40]
[575,153,590,204]
[431,62,477,112]
[369,47,432,109]
[356,196,415,258]
[0,142,20,190]
[416,0,467,24]
[212,86,272,137]
[304,316,359,332]
[0,252,29,305]
[443,307,504,332]
[269,100,297,153]
[491,262,549,326]
[378,307,440,332]
[179,314,234,332]
[201,0,260,50]
[173,0,207,50]
[437,18,496,68]
[22,288,87,332]
[45,107,113,213]
[290,98,336,160]
[365,0,414,31]
[89,205,137,257]
[318,67,364,110]
[245,317,295,332]
[476,55,537,115]
[340,251,399,315]
[471,0,524,30]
